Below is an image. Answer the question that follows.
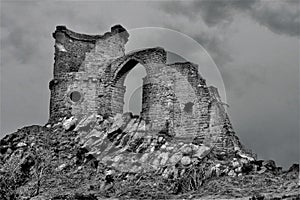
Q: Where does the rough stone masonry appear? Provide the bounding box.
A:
[49,24,250,161]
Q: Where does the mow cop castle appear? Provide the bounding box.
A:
[49,25,244,153]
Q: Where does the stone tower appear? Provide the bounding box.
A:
[49,25,129,121]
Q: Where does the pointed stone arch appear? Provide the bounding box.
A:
[105,48,168,130]
[111,47,167,81]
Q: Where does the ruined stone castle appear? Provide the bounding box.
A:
[49,25,245,154]
[1,25,298,199]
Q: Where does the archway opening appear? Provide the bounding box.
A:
[123,63,147,116]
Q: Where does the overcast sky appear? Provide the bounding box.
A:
[0,0,299,169]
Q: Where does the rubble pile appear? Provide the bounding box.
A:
[1,113,298,199]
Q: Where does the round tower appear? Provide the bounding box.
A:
[48,25,129,123]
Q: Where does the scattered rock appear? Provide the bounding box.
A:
[0,116,298,199]
[235,166,242,173]
[181,156,191,166]
[96,114,103,122]
[228,170,236,177]
[31,196,48,200]
[53,122,62,128]
[6,148,12,155]
[262,160,276,171]
[74,114,97,131]
[63,116,77,131]
[257,166,267,174]
[16,142,27,148]
[159,152,169,165]
[181,145,193,155]
[287,163,299,172]
[169,153,182,165]
[238,152,255,161]
[232,158,240,168]
[57,163,67,171]
[192,145,211,159]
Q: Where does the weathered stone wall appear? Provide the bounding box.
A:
[49,25,129,122]
[49,73,75,121]
[167,62,208,138]
[49,24,245,154]
[204,86,245,153]
[52,26,96,77]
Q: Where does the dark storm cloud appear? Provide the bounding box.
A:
[158,17,233,67]
[191,0,257,26]
[250,0,300,37]
[192,33,232,67]
[162,0,257,25]
[161,0,299,37]
[159,1,255,66]
[159,0,299,66]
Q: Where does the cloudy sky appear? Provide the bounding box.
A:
[0,0,299,169]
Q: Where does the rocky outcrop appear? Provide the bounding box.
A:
[59,112,296,190]
[0,116,299,199]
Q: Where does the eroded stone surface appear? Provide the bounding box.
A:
[49,24,250,158]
